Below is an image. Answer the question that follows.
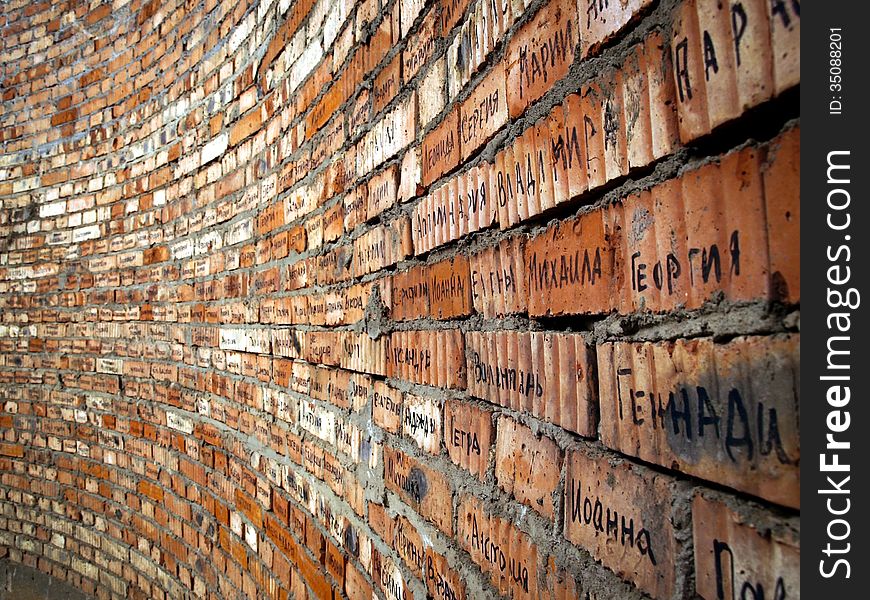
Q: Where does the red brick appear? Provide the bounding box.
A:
[256,202,285,236]
[423,545,466,600]
[286,226,306,254]
[611,145,773,312]
[352,217,412,277]
[86,4,111,25]
[597,335,800,508]
[444,398,492,479]
[469,236,528,317]
[231,108,264,147]
[50,108,77,126]
[545,95,589,205]
[348,90,371,138]
[629,32,681,166]
[388,329,465,389]
[524,210,617,316]
[391,255,472,321]
[693,493,799,599]
[727,0,775,115]
[412,162,497,254]
[344,562,372,600]
[366,164,399,220]
[137,480,164,503]
[447,0,515,97]
[388,512,424,572]
[307,87,344,138]
[457,495,539,600]
[323,282,374,326]
[592,76,630,182]
[459,67,508,160]
[769,0,800,95]
[325,538,345,584]
[671,0,711,140]
[2,0,801,596]
[235,488,263,528]
[762,126,800,303]
[421,110,459,186]
[439,0,473,35]
[373,381,404,433]
[505,0,579,118]
[579,0,652,57]
[564,448,679,598]
[374,54,402,115]
[672,0,778,143]
[466,330,597,436]
[699,0,744,130]
[491,111,575,227]
[427,255,472,319]
[494,416,562,518]
[0,443,24,458]
[383,446,453,535]
[371,550,408,600]
[343,185,367,232]
[340,331,389,377]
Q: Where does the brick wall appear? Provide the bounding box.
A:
[0,0,800,599]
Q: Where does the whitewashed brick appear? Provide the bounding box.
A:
[200,133,228,166]
[166,412,194,434]
[419,57,446,127]
[72,225,101,242]
[96,358,124,375]
[228,17,250,54]
[224,218,253,246]
[39,200,66,218]
[172,239,194,259]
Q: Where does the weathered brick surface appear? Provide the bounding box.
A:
[444,398,494,479]
[692,493,800,600]
[457,494,541,600]
[564,448,681,598]
[495,416,562,518]
[0,0,799,598]
[597,335,800,509]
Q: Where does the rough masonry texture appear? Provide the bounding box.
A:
[0,0,800,599]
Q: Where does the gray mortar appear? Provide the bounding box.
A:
[361,283,391,339]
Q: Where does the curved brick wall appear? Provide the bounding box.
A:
[0,0,800,599]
